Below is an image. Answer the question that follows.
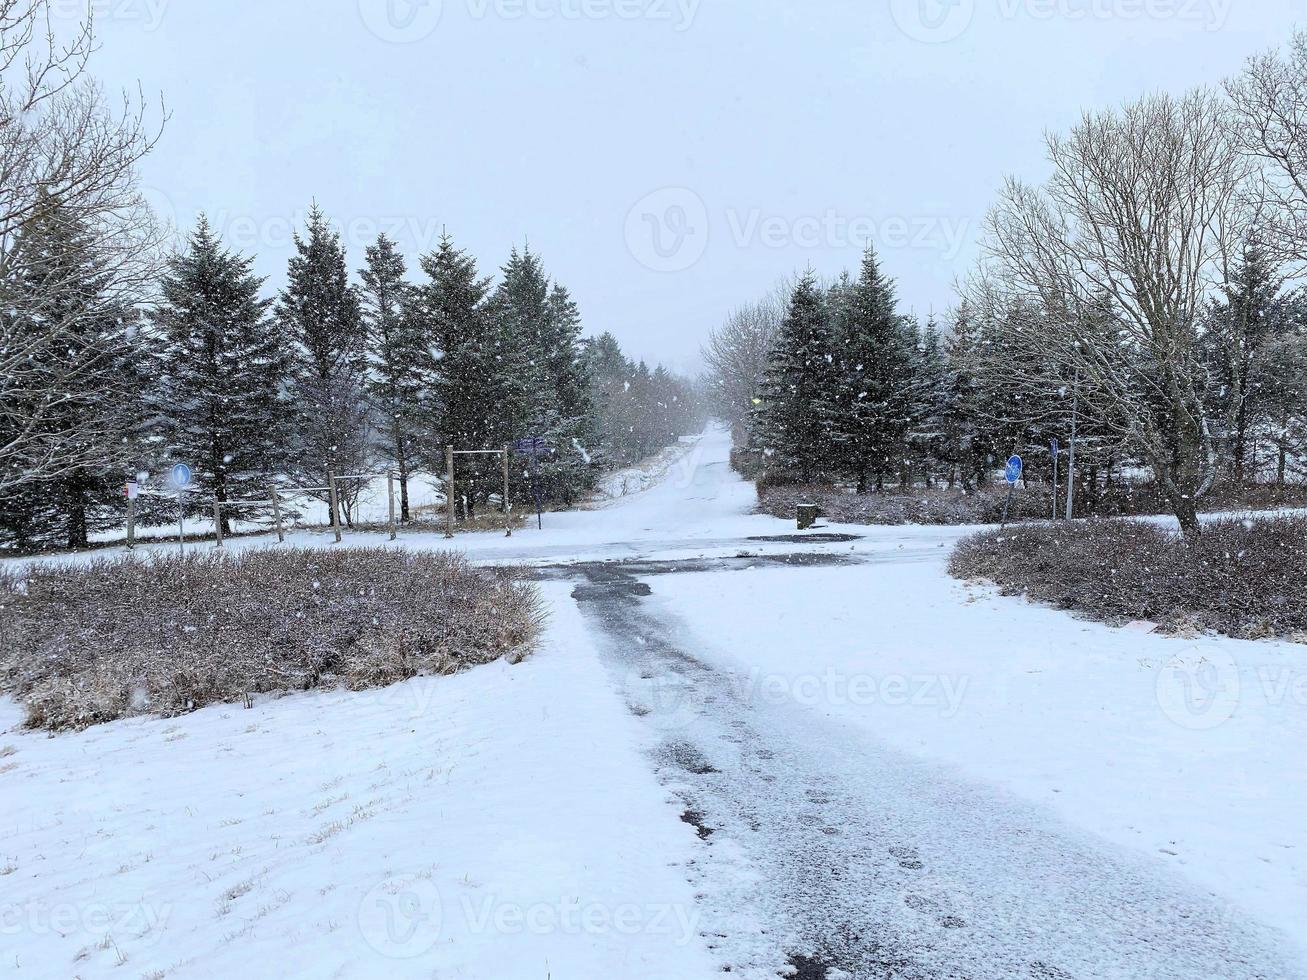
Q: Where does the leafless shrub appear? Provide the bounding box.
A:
[757,480,1307,527]
[949,516,1307,640]
[0,547,546,730]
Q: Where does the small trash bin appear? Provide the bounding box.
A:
[797,503,819,530]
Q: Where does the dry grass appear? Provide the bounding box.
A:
[0,547,546,730]
[949,516,1307,640]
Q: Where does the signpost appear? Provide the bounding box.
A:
[124,480,139,549]
[514,437,550,530]
[1050,438,1060,521]
[171,463,192,553]
[1001,454,1022,529]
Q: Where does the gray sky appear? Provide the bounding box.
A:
[83,0,1302,373]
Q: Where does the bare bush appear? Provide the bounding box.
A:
[949,516,1307,640]
[0,547,546,730]
[758,480,1307,527]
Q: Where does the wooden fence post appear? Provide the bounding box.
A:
[328,469,342,543]
[269,487,285,543]
[502,446,511,537]
[213,500,224,548]
[387,470,397,541]
[445,446,455,539]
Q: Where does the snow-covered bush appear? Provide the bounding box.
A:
[0,548,545,730]
[949,516,1307,640]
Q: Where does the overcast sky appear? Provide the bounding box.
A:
[81,0,1303,373]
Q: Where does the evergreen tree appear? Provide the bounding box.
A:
[0,201,138,549]
[829,247,915,492]
[942,301,989,489]
[907,315,951,486]
[150,216,288,531]
[542,283,595,502]
[277,204,369,525]
[413,232,500,512]
[490,245,560,452]
[755,272,839,482]
[1203,242,1294,484]
[361,233,424,521]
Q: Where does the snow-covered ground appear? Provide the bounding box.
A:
[647,563,1307,948]
[3,424,1304,977]
[0,586,715,978]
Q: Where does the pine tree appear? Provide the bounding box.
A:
[755,272,839,482]
[490,246,565,506]
[413,232,500,512]
[942,301,987,489]
[907,315,951,486]
[829,247,915,492]
[0,201,138,549]
[1204,242,1292,484]
[150,216,288,531]
[277,204,369,524]
[361,233,424,521]
[542,283,595,503]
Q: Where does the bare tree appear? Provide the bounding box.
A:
[1226,31,1307,270]
[978,90,1252,537]
[701,281,786,441]
[0,0,165,497]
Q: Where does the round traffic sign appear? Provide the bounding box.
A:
[1005,455,1023,484]
[171,463,192,487]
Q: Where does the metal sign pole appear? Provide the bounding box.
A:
[502,447,511,537]
[532,449,542,530]
[1051,438,1060,521]
[445,445,455,539]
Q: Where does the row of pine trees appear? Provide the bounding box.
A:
[0,203,703,550]
[749,246,1307,499]
[751,249,983,493]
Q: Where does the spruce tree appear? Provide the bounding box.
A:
[277,205,369,524]
[907,315,951,486]
[830,247,915,492]
[542,282,595,503]
[490,246,564,505]
[0,202,138,549]
[755,271,839,482]
[361,233,424,521]
[150,216,288,531]
[413,232,498,511]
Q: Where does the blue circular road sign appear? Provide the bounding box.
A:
[171,463,192,487]
[1005,455,1023,484]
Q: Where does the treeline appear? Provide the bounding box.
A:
[1,203,702,549]
[711,33,1307,537]
[715,240,1307,514]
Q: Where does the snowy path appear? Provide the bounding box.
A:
[566,557,1301,978]
[3,425,1304,978]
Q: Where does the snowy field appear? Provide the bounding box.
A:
[0,587,715,978]
[2,425,1304,977]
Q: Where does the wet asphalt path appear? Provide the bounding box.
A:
[548,555,1303,980]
